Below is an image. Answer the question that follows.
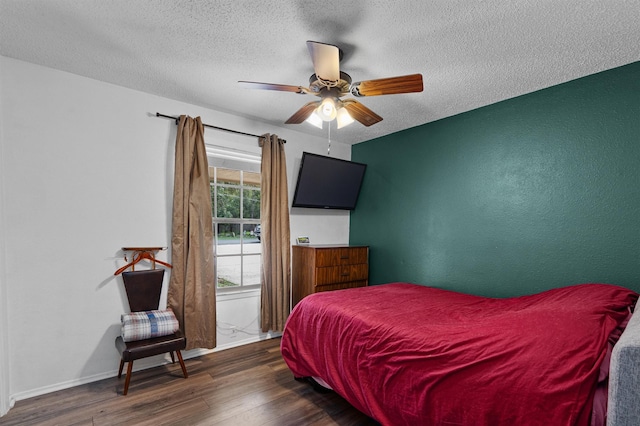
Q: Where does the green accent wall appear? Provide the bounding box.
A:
[351,61,640,297]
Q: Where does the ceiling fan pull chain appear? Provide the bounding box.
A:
[327,124,331,155]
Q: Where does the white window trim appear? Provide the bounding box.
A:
[206,145,261,165]
[208,145,262,293]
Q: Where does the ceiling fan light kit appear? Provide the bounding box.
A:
[318,97,338,121]
[305,111,324,129]
[336,106,355,129]
[239,41,423,129]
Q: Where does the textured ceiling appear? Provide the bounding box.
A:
[1,0,638,145]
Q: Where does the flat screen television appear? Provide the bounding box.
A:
[291,152,367,210]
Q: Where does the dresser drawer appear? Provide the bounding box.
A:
[292,244,369,306]
[315,264,368,286]
[314,280,368,293]
[315,247,368,267]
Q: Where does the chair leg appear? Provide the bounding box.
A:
[176,350,188,378]
[123,361,133,395]
[118,359,125,378]
[169,351,176,364]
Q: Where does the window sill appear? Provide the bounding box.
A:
[216,287,261,301]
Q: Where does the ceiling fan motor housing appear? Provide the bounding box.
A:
[309,72,352,95]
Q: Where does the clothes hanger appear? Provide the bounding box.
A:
[114,249,172,276]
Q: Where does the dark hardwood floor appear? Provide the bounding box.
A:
[1,338,379,425]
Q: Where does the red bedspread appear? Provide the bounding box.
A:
[280,283,637,426]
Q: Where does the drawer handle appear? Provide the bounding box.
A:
[340,256,349,259]
[341,272,350,276]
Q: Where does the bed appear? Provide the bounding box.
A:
[280,283,638,426]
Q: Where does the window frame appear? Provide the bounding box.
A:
[207,146,261,293]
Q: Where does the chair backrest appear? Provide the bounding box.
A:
[122,269,165,312]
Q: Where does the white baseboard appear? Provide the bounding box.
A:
[10,369,122,404]
[7,332,282,407]
[184,331,282,359]
[0,397,14,418]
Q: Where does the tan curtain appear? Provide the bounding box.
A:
[259,134,291,332]
[168,115,216,349]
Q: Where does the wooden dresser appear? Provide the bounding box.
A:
[292,244,369,306]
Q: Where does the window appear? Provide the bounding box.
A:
[208,147,261,292]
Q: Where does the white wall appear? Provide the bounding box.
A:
[0,55,352,411]
[0,55,12,416]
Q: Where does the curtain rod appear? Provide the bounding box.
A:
[155,112,285,143]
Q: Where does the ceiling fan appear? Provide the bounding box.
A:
[238,41,423,129]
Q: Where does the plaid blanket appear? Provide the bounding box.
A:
[121,309,179,342]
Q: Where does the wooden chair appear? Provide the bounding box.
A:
[115,269,188,395]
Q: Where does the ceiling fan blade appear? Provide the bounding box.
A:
[285,101,320,124]
[351,73,423,97]
[238,81,307,94]
[342,99,383,127]
[307,41,340,83]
